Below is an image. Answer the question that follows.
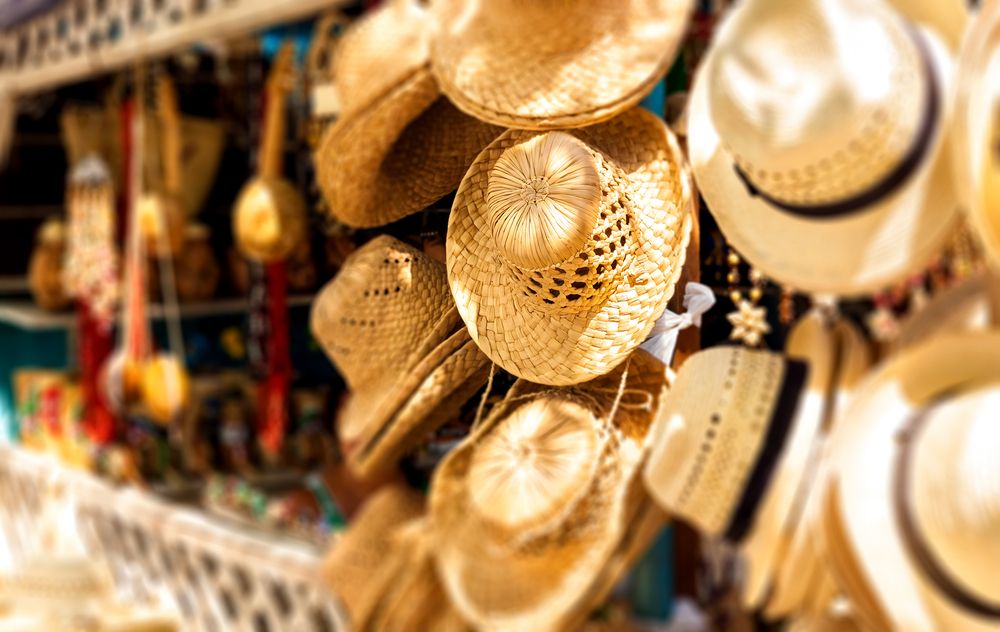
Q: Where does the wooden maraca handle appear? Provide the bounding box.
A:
[259,42,296,179]
[157,75,182,195]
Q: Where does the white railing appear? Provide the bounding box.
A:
[0,445,347,632]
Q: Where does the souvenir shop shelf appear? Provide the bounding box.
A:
[0,0,349,96]
[0,444,346,632]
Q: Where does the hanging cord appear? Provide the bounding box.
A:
[470,363,497,432]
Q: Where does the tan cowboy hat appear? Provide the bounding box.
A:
[315,0,501,228]
[429,0,695,130]
[689,0,959,296]
[321,484,425,628]
[643,329,844,614]
[310,236,490,476]
[953,0,1000,267]
[448,108,693,386]
[429,350,669,631]
[764,313,873,620]
[822,333,1000,632]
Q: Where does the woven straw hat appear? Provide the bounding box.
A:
[321,484,425,627]
[429,0,695,130]
[763,315,873,620]
[315,0,501,228]
[448,109,693,386]
[953,0,1000,267]
[689,0,958,296]
[311,236,489,475]
[430,350,668,631]
[822,333,1000,632]
[643,337,840,613]
[894,272,992,353]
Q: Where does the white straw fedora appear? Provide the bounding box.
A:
[953,0,1000,267]
[428,0,695,130]
[822,333,1000,632]
[447,108,693,386]
[689,0,959,296]
[643,336,838,614]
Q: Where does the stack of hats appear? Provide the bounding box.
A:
[310,0,699,627]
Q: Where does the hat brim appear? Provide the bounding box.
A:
[825,333,1000,631]
[952,1,1000,267]
[317,68,501,228]
[689,26,959,296]
[448,108,693,386]
[349,331,491,478]
[894,272,992,353]
[430,0,694,130]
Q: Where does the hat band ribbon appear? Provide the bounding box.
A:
[724,359,809,544]
[732,24,940,220]
[894,403,1000,618]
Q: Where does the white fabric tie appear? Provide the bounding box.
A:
[641,282,716,365]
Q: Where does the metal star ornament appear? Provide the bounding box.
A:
[727,299,771,347]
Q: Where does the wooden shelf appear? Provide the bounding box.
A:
[0,293,314,330]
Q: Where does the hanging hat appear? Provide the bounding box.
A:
[315,0,501,228]
[429,350,668,631]
[893,271,992,353]
[688,0,958,296]
[953,0,1000,267]
[321,484,425,628]
[310,236,490,476]
[448,108,693,386]
[822,333,1000,632]
[429,0,695,130]
[763,314,873,620]
[884,0,970,50]
[643,335,840,613]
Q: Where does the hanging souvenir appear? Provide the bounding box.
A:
[137,75,185,257]
[28,219,70,311]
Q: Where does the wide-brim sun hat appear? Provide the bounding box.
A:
[689,0,959,296]
[316,0,501,228]
[448,108,693,386]
[822,333,1000,632]
[643,331,840,614]
[429,0,695,130]
[310,236,489,475]
[429,350,668,631]
[952,0,1000,267]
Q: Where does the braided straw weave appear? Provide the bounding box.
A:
[429,0,694,130]
[429,350,668,631]
[316,0,501,228]
[311,236,488,471]
[448,108,692,386]
[321,484,425,627]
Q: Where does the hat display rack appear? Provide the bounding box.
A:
[1,0,1000,630]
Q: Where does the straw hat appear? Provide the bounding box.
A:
[321,484,425,628]
[689,0,958,296]
[893,272,992,353]
[953,0,1000,267]
[315,0,501,228]
[448,109,693,386]
[310,236,490,475]
[643,334,841,613]
[429,0,695,130]
[763,314,873,620]
[886,0,970,50]
[430,350,668,631]
[822,333,1000,632]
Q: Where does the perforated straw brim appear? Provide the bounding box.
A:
[430,0,694,130]
[317,69,502,228]
[448,109,692,386]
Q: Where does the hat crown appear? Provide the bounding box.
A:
[310,236,451,391]
[911,390,1000,604]
[709,0,926,206]
[333,0,429,116]
[487,132,636,312]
